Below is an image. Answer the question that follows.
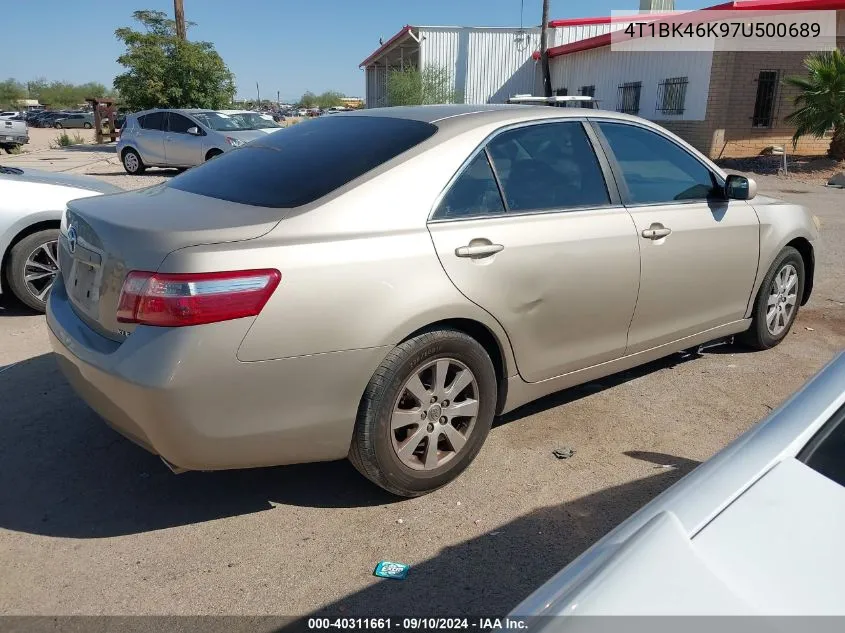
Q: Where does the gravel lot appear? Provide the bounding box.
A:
[0,145,843,619]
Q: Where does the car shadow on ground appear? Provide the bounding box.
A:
[298,451,700,620]
[0,296,38,317]
[56,144,117,153]
[0,344,723,539]
[83,168,182,178]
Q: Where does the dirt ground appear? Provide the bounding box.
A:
[719,154,845,186]
[0,154,843,620]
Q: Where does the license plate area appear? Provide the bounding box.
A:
[67,246,104,318]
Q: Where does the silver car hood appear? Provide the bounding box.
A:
[223,129,269,143]
[0,167,123,195]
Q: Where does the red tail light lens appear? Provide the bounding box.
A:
[116,269,281,327]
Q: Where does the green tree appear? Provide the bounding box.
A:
[0,78,27,109]
[784,49,845,160]
[113,10,235,111]
[386,66,461,106]
[315,91,345,108]
[299,91,317,108]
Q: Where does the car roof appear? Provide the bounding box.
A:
[344,104,643,131]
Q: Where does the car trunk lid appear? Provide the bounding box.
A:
[60,183,284,340]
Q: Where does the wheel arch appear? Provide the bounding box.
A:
[399,317,512,415]
[205,148,224,161]
[786,236,814,306]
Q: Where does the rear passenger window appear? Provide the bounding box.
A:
[434,151,505,220]
[139,112,165,131]
[597,122,719,204]
[487,122,610,213]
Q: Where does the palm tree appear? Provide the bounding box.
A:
[784,48,845,160]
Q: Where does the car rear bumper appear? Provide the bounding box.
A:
[46,275,389,471]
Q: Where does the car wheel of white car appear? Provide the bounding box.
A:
[6,228,60,313]
[122,148,145,175]
[205,149,223,161]
[741,246,805,350]
[349,329,497,497]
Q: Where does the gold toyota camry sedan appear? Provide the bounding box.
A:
[47,105,820,496]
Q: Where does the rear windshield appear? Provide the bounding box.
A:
[168,116,438,208]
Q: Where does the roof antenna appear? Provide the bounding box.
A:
[514,0,528,49]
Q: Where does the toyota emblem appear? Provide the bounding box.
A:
[67,226,77,254]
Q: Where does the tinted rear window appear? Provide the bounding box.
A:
[168,116,437,208]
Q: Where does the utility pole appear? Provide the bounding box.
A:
[540,0,552,97]
[174,0,187,40]
[256,82,260,107]
[277,90,281,111]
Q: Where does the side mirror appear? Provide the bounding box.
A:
[186,126,201,136]
[725,174,757,200]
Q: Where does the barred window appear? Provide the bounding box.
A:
[579,85,596,97]
[752,70,779,128]
[617,82,642,115]
[656,77,688,115]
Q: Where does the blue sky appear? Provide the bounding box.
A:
[6,0,702,102]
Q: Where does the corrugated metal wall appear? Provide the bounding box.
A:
[550,23,618,46]
[365,66,388,109]
[419,27,541,104]
[550,47,714,121]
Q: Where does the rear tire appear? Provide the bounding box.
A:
[349,329,497,497]
[122,147,145,175]
[6,229,60,313]
[740,246,804,350]
[83,122,92,129]
[54,122,62,129]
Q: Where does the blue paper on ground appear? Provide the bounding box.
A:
[373,561,410,580]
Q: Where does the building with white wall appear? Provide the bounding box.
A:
[361,26,543,108]
[360,0,844,157]
[546,0,845,157]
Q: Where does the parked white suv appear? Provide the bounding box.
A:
[116,109,268,174]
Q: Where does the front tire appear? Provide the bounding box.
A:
[122,148,145,174]
[740,246,804,350]
[54,122,62,129]
[205,148,223,161]
[349,329,497,497]
[6,229,60,313]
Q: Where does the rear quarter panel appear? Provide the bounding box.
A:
[157,125,521,373]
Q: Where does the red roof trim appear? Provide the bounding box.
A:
[360,25,414,68]
[548,16,634,27]
[547,0,845,58]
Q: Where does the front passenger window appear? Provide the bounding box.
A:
[168,113,195,134]
[598,122,719,204]
[434,151,506,220]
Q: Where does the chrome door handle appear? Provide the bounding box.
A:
[641,225,672,240]
[455,243,504,258]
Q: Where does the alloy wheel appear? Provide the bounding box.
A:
[390,358,480,471]
[24,239,59,303]
[766,263,798,336]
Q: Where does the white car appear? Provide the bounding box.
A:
[511,350,845,621]
[0,165,122,311]
[216,109,283,134]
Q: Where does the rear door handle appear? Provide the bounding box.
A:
[455,243,504,258]
[641,225,672,240]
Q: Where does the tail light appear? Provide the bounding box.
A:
[116,269,281,327]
